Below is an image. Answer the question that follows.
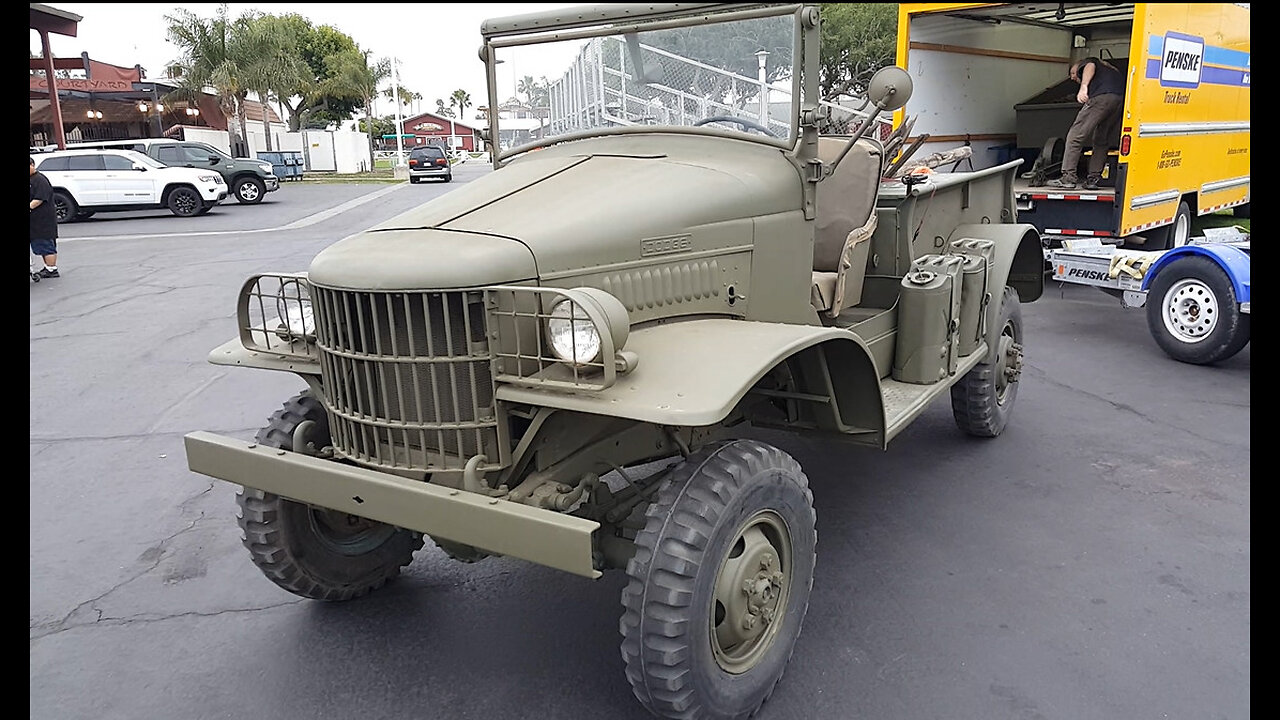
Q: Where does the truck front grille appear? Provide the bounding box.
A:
[310,287,500,472]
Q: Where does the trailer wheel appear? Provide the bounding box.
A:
[620,440,816,720]
[951,286,1024,438]
[1145,255,1249,365]
[235,391,424,601]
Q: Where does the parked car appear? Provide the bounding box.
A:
[34,148,227,222]
[407,145,452,183]
[65,138,279,204]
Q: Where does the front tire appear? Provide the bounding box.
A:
[951,286,1024,437]
[234,177,266,203]
[621,440,816,720]
[235,391,424,601]
[167,187,202,217]
[1145,255,1249,365]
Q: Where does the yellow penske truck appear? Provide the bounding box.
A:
[892,3,1250,250]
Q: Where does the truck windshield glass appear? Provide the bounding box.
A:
[492,12,796,149]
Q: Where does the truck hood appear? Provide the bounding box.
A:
[321,134,799,284]
[308,229,537,290]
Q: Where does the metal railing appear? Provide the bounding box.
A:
[544,36,893,140]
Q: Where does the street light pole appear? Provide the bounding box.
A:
[152,84,162,137]
[391,56,405,168]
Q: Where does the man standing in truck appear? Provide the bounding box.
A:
[1048,56,1125,190]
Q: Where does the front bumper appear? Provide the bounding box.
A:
[184,430,602,578]
[201,186,227,203]
[265,176,280,191]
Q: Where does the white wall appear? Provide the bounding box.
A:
[904,13,1074,167]
[300,129,373,173]
[245,124,303,154]
[179,126,370,173]
[180,125,299,156]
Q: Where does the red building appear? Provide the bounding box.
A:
[394,111,481,152]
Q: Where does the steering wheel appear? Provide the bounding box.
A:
[692,115,779,138]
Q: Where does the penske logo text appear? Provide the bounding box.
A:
[1061,267,1111,281]
[1160,32,1204,89]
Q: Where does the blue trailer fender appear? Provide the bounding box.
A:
[1141,243,1250,305]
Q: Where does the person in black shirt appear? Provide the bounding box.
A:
[1048,57,1125,190]
[29,156,59,278]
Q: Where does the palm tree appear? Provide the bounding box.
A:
[449,89,472,120]
[237,12,310,151]
[234,11,308,149]
[517,75,537,106]
[164,6,253,155]
[321,48,389,169]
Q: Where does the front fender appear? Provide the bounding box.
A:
[494,318,881,428]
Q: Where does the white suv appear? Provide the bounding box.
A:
[34,148,228,223]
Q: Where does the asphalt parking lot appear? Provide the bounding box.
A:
[30,161,1249,720]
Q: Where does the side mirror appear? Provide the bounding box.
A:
[132,164,147,172]
[208,155,221,165]
[866,66,913,112]
[822,66,916,180]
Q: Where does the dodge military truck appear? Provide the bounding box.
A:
[184,4,1045,719]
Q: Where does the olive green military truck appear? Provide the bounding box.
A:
[184,4,1045,719]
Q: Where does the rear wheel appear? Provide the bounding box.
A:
[235,391,424,600]
[1145,255,1249,364]
[1149,200,1192,251]
[52,191,77,223]
[167,187,201,217]
[951,286,1024,437]
[621,440,816,720]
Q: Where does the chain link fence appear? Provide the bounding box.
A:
[546,35,893,141]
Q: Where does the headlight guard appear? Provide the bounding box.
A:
[236,272,319,359]
[485,285,636,391]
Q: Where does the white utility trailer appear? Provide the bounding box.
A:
[1045,227,1250,365]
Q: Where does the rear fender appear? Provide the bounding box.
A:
[493,318,885,436]
[948,222,1044,345]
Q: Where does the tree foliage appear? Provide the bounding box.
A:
[163,5,402,145]
[164,6,251,154]
[818,3,898,101]
[264,16,363,131]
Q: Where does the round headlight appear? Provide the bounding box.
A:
[546,299,602,365]
[275,279,315,339]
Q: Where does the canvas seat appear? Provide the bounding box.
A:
[811,136,882,318]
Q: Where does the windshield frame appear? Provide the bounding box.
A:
[479,3,811,167]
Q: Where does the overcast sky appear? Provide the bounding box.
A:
[32,3,580,118]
